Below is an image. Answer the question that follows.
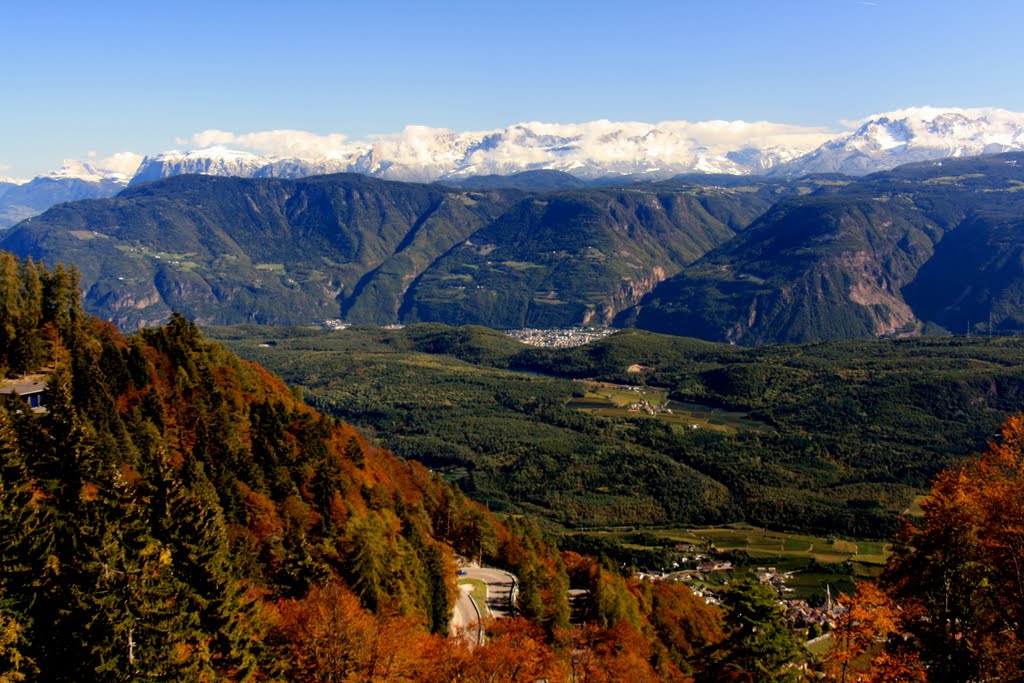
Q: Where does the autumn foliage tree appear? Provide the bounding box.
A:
[884,414,1024,681]
[271,580,426,682]
[823,582,925,683]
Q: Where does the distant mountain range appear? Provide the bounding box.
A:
[0,161,131,228]
[0,173,807,329]
[124,107,1024,182]
[4,108,1023,228]
[5,151,1024,344]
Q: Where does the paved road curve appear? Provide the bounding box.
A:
[449,566,518,645]
[463,567,517,619]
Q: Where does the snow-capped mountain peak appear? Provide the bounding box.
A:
[44,159,130,184]
[17,108,1024,193]
[778,107,1024,175]
[130,146,360,185]
[126,119,837,184]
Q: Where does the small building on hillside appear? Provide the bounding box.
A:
[0,381,48,413]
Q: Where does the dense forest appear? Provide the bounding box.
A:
[208,323,1024,540]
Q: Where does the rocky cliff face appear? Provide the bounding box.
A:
[596,266,669,325]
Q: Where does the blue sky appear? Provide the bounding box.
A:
[3,0,1023,177]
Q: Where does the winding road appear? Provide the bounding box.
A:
[449,566,518,645]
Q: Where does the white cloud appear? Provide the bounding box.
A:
[96,152,145,176]
[181,129,356,160]
[176,120,836,171]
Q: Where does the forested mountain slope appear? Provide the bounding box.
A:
[625,152,1024,343]
[0,174,793,330]
[0,174,516,329]
[402,186,769,328]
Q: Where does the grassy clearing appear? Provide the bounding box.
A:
[255,263,286,274]
[500,261,543,270]
[459,578,489,616]
[153,251,195,261]
[592,525,890,568]
[805,634,834,657]
[568,383,770,434]
[70,230,107,240]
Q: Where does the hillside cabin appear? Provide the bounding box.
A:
[0,381,48,413]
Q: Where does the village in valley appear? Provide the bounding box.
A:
[635,543,850,635]
[503,326,617,348]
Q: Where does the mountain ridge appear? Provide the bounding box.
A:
[5,107,1023,230]
[1,172,799,329]
[128,108,1024,184]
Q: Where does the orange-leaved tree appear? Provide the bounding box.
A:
[884,413,1024,681]
[823,582,924,683]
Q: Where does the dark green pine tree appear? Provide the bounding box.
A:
[516,561,546,623]
[423,543,452,634]
[0,404,49,614]
[397,500,452,634]
[41,264,74,340]
[12,257,44,374]
[0,252,22,374]
[35,345,101,493]
[699,579,803,683]
[72,467,201,682]
[153,446,259,680]
[345,512,390,612]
